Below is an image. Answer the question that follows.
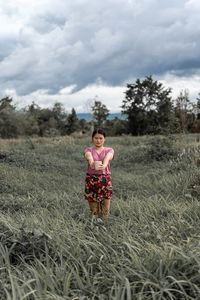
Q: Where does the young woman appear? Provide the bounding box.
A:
[84,128,114,218]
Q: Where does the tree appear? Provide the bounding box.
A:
[52,102,68,135]
[22,102,41,136]
[174,89,195,133]
[79,118,90,133]
[0,96,16,111]
[25,102,41,118]
[24,105,58,137]
[193,94,200,132]
[24,101,68,136]
[0,97,20,138]
[66,108,79,135]
[91,100,109,127]
[121,76,174,135]
[39,108,63,136]
[196,93,200,120]
[104,117,128,136]
[156,95,175,134]
[22,115,40,136]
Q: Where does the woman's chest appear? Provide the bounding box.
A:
[92,149,106,160]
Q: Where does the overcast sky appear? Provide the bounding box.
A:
[0,0,200,112]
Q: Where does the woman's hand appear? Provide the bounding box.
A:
[96,163,107,171]
[96,152,113,170]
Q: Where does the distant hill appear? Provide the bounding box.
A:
[77,113,126,121]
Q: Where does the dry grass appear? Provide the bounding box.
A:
[0,134,200,299]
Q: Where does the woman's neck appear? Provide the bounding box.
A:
[94,146,104,152]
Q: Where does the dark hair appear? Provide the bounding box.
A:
[92,128,106,138]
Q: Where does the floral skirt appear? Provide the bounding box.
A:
[85,174,112,202]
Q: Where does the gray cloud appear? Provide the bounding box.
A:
[0,0,200,101]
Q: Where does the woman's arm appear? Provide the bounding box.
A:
[85,151,95,169]
[98,152,113,170]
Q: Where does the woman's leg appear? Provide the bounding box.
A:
[88,201,99,218]
[100,199,110,218]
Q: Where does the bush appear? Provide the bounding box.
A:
[147,136,179,161]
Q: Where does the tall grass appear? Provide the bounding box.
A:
[0,134,200,299]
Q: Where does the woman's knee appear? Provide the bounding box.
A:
[89,202,99,216]
[101,200,110,216]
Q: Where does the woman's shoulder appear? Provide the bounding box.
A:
[104,147,114,153]
[84,147,94,152]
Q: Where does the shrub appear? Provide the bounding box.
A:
[147,136,179,161]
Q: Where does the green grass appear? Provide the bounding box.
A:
[0,134,200,299]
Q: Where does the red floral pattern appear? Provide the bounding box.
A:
[85,174,112,202]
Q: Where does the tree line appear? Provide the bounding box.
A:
[1,75,200,138]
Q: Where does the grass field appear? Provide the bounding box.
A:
[0,134,200,299]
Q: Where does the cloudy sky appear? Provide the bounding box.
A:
[0,0,200,113]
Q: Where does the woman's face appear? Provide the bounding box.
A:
[93,133,105,148]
